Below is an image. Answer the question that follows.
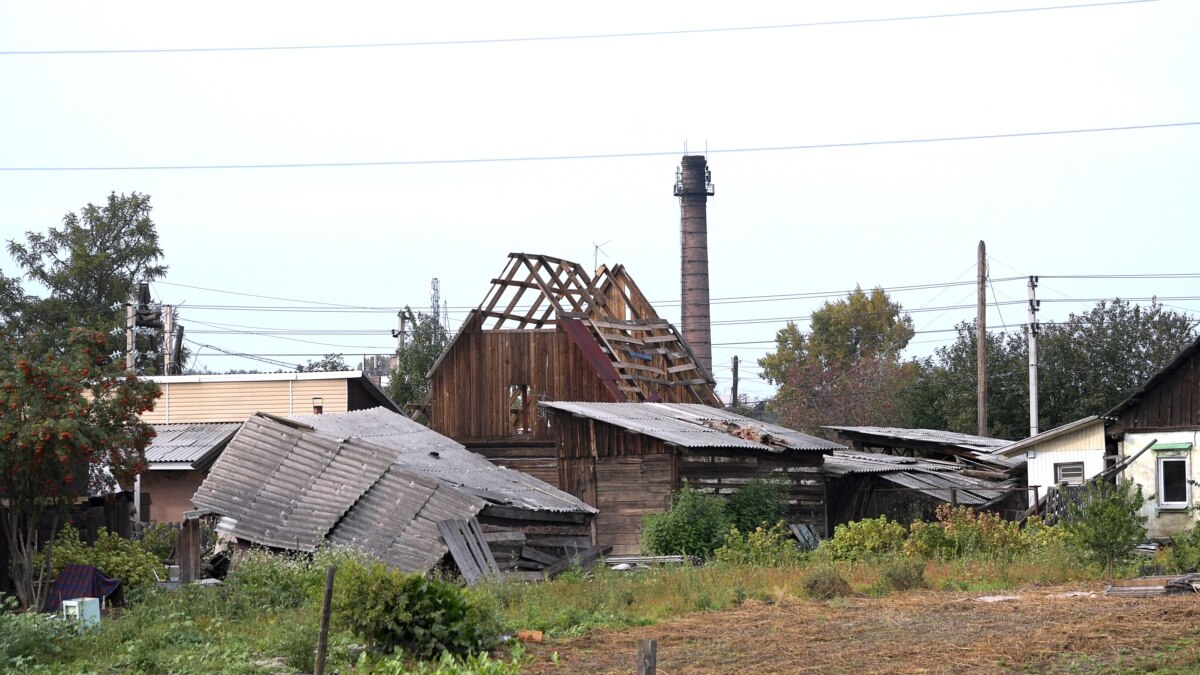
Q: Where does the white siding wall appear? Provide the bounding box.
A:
[1123,430,1200,539]
[1028,449,1106,494]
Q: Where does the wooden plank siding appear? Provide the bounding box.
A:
[550,410,829,554]
[428,326,616,444]
[1112,346,1200,433]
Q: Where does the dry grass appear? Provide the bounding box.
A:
[519,584,1200,674]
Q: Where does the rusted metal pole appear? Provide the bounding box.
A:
[314,565,336,675]
[675,155,715,377]
[637,639,658,675]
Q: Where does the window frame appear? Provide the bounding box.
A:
[1157,455,1191,510]
[1053,461,1085,486]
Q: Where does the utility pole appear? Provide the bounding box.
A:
[730,355,739,408]
[126,294,137,371]
[977,241,987,437]
[162,306,174,375]
[1027,275,1041,437]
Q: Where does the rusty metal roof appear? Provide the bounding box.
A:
[145,422,241,469]
[289,407,595,514]
[539,402,843,452]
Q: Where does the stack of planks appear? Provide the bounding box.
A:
[477,505,595,581]
[1105,574,1200,597]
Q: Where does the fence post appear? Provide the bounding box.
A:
[950,489,958,508]
[1032,486,1040,517]
[637,639,657,675]
[314,565,337,675]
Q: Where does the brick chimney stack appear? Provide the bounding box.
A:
[674,155,715,375]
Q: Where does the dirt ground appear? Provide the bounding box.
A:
[519,585,1200,674]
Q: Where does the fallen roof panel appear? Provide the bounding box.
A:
[145,422,241,467]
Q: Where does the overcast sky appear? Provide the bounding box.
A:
[1,0,1197,402]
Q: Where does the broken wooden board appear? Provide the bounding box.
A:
[437,517,501,585]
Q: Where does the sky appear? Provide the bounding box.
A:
[1,0,1198,403]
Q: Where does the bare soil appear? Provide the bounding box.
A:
[519,584,1200,674]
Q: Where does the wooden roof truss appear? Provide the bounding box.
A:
[472,253,720,406]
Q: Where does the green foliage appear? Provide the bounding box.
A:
[223,546,368,618]
[138,521,181,563]
[297,353,352,372]
[386,307,449,415]
[42,524,166,600]
[823,516,907,561]
[356,644,527,674]
[1066,479,1149,579]
[715,523,803,567]
[727,477,790,533]
[1163,525,1200,573]
[333,560,495,659]
[801,565,853,600]
[0,594,79,669]
[875,556,927,593]
[902,505,1027,560]
[641,486,730,558]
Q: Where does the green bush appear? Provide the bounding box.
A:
[714,523,802,567]
[356,646,526,674]
[333,560,495,659]
[42,524,166,599]
[822,516,907,560]
[903,506,1030,560]
[1066,479,1148,579]
[642,486,730,558]
[0,594,79,668]
[1166,525,1200,573]
[138,521,181,563]
[727,477,790,534]
[801,565,853,600]
[877,557,927,592]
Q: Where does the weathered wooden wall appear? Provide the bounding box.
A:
[1112,345,1200,433]
[678,449,827,536]
[477,505,593,574]
[428,323,613,445]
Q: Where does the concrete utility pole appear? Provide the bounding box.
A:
[162,305,174,375]
[126,295,137,371]
[675,155,715,376]
[977,241,987,437]
[1027,275,1041,436]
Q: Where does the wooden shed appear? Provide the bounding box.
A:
[427,253,721,489]
[539,402,842,554]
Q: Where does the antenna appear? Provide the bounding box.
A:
[430,278,441,325]
[592,240,611,272]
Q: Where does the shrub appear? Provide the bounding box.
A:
[42,524,166,599]
[801,565,853,600]
[823,516,906,560]
[333,560,495,659]
[0,594,78,668]
[642,486,730,558]
[138,521,181,563]
[727,478,790,534]
[1167,525,1200,573]
[1066,479,1148,579]
[877,557,927,592]
[714,523,802,567]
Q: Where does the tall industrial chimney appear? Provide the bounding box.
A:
[674,155,715,375]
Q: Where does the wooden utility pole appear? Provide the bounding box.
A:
[977,241,987,437]
[730,355,739,407]
[1027,276,1041,436]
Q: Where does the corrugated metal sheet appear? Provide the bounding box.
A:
[329,466,485,573]
[539,402,843,452]
[194,415,395,552]
[824,426,1011,451]
[290,408,595,514]
[825,450,1014,505]
[145,423,241,466]
[823,451,959,476]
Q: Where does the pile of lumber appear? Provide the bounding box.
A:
[1105,574,1200,597]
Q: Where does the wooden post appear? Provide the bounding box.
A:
[314,565,336,675]
[730,356,739,406]
[950,488,958,508]
[1032,486,1041,517]
[176,519,202,583]
[637,639,657,675]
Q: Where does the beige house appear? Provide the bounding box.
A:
[996,416,1109,502]
[138,371,399,522]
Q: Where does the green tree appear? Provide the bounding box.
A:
[386,308,449,415]
[296,353,352,372]
[759,286,916,433]
[1066,479,1148,580]
[4,192,172,374]
[0,328,160,608]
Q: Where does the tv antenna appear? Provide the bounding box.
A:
[592,240,611,272]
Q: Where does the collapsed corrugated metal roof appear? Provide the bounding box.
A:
[145,422,241,469]
[825,450,1016,506]
[824,426,1011,451]
[288,407,595,514]
[539,401,843,452]
[193,408,593,572]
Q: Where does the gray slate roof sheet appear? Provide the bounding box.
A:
[145,423,241,466]
[539,402,843,452]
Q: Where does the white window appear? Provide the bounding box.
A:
[1158,456,1190,509]
[1054,462,1085,486]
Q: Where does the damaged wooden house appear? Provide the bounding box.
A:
[426,252,722,489]
[191,407,597,581]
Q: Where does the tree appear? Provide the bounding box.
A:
[1066,479,1148,580]
[4,192,172,374]
[0,328,159,608]
[297,353,352,372]
[386,308,449,415]
[759,287,916,433]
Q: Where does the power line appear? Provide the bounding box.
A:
[4,121,1197,172]
[0,1,1160,56]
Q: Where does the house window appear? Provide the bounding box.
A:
[1054,462,1085,486]
[1158,456,1190,509]
[508,385,530,434]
